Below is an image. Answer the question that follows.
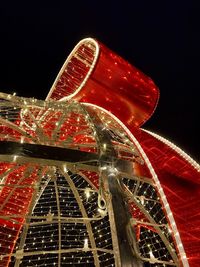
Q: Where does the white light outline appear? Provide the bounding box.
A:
[142,129,200,172]
[46,38,99,102]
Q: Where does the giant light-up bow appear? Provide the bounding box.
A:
[0,38,199,267]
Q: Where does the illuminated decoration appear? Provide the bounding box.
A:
[0,38,199,267]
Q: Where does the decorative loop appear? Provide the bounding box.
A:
[46,38,159,128]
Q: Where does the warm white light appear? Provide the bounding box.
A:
[83,238,88,250]
[140,196,145,205]
[149,250,156,263]
[63,165,67,172]
[98,208,107,217]
[107,166,118,176]
[84,188,90,200]
[103,143,107,151]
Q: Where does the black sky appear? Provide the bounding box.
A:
[0,1,199,161]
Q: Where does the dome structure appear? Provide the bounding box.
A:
[0,38,199,267]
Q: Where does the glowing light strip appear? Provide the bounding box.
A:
[142,129,200,172]
[46,38,100,101]
[84,103,189,267]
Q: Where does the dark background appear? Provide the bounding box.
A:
[0,1,199,161]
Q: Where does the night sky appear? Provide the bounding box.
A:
[0,1,199,161]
